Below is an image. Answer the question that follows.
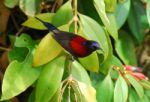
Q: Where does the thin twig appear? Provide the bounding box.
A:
[0,46,10,51]
[11,14,19,31]
[15,26,25,36]
[73,0,78,34]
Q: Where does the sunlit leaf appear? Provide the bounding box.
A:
[33,25,69,67]
[71,61,91,85]
[125,74,144,98]
[78,81,97,102]
[79,52,99,72]
[104,0,117,12]
[4,0,19,8]
[35,56,65,102]
[93,0,118,41]
[52,0,73,26]
[22,13,55,30]
[96,74,114,102]
[115,0,131,29]
[147,0,150,26]
[33,33,62,67]
[114,75,128,102]
[19,0,42,16]
[1,34,41,101]
[79,14,111,61]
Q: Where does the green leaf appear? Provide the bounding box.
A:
[96,74,114,102]
[114,75,128,102]
[22,13,55,30]
[78,0,101,23]
[140,80,150,90]
[115,31,137,65]
[33,33,62,67]
[1,34,41,101]
[127,0,148,44]
[4,0,19,8]
[129,88,140,102]
[79,14,112,61]
[33,25,69,67]
[79,52,99,72]
[93,0,118,41]
[78,81,97,102]
[19,0,42,16]
[147,0,150,26]
[104,0,117,12]
[100,55,123,74]
[52,0,73,26]
[125,74,144,98]
[115,0,131,29]
[35,56,65,102]
[129,88,149,102]
[71,61,91,85]
[15,34,36,49]
[8,47,29,62]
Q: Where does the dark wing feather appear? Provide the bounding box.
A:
[52,31,76,55]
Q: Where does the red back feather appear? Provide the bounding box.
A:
[70,36,88,57]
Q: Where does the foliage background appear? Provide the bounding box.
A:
[0,0,150,102]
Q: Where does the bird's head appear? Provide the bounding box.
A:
[83,40,102,52]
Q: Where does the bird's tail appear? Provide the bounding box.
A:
[35,17,59,32]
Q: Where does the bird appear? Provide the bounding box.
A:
[35,17,101,58]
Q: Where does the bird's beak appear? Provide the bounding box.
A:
[97,47,104,53]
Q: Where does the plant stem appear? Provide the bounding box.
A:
[73,0,78,34]
[0,46,10,51]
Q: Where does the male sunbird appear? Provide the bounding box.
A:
[35,17,101,57]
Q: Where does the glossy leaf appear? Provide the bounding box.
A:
[96,74,114,102]
[93,0,118,41]
[22,13,55,30]
[127,0,149,44]
[100,55,124,74]
[19,0,42,16]
[8,47,29,62]
[33,25,69,67]
[125,74,144,98]
[115,0,131,29]
[129,88,140,102]
[129,88,149,102]
[147,0,150,26]
[1,34,41,100]
[15,34,36,48]
[78,81,97,102]
[79,14,111,61]
[104,0,117,12]
[79,52,99,72]
[114,75,128,102]
[71,61,91,85]
[115,31,137,65]
[52,0,73,26]
[140,80,150,90]
[33,33,62,67]
[78,0,101,23]
[35,56,65,102]
[4,0,19,8]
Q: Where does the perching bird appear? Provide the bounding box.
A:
[35,17,101,57]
